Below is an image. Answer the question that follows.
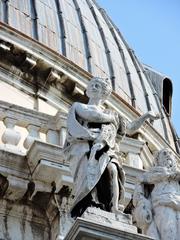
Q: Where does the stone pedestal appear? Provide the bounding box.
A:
[64,207,153,240]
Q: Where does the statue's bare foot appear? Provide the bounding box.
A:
[91,201,105,210]
[111,204,124,214]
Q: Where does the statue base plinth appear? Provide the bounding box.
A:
[64,207,153,240]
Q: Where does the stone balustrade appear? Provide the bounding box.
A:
[0,100,71,203]
[0,100,67,153]
[0,99,153,171]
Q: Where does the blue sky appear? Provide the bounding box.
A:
[98,0,180,136]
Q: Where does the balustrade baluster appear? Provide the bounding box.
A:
[23,125,40,149]
[46,129,59,145]
[59,127,66,148]
[2,117,21,147]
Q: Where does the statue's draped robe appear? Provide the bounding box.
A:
[63,104,125,216]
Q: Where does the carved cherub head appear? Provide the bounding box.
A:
[154,148,177,171]
[86,77,112,102]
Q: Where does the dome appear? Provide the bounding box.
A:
[0,0,179,153]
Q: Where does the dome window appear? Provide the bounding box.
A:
[163,78,172,115]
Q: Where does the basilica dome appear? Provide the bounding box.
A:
[0,0,179,153]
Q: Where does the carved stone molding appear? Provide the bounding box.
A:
[0,148,28,178]
[0,173,28,201]
[64,213,152,240]
[27,141,73,191]
[119,137,145,154]
[27,140,64,170]
[5,175,29,201]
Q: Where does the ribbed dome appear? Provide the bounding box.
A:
[0,0,179,151]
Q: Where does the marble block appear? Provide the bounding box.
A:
[65,207,153,240]
[82,207,136,233]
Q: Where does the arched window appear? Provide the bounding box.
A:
[163,78,172,115]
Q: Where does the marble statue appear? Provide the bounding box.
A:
[64,77,159,218]
[133,148,180,240]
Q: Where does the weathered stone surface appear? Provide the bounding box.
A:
[27,140,64,170]
[0,199,50,240]
[81,207,137,233]
[133,148,180,240]
[27,141,73,191]
[0,148,27,178]
[65,214,153,240]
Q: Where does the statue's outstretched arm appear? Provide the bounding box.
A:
[126,111,160,136]
[75,102,116,123]
[137,166,171,184]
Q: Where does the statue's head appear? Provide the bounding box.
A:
[154,148,177,170]
[86,77,112,102]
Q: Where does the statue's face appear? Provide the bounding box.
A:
[158,149,176,169]
[87,80,104,99]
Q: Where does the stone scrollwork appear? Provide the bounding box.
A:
[63,76,160,218]
[133,148,180,240]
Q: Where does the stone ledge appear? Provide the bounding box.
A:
[27,141,73,191]
[27,140,64,171]
[81,207,136,233]
[0,147,28,178]
[32,159,73,191]
[65,217,154,240]
[119,137,145,154]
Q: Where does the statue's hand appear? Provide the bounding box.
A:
[144,208,153,224]
[151,166,169,176]
[126,111,160,136]
[89,131,100,140]
[137,167,170,184]
[92,142,105,151]
[147,111,160,121]
[158,195,180,210]
[144,166,171,183]
[169,171,180,180]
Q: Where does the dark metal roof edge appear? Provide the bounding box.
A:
[129,50,151,111]
[86,0,115,89]
[31,0,39,40]
[143,64,173,104]
[55,0,67,56]
[72,0,92,73]
[140,64,171,144]
[1,0,8,24]
[95,3,136,108]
